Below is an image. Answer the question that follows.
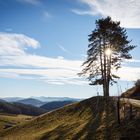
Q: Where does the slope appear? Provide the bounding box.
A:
[0,96,140,140]
[121,85,140,100]
[40,100,75,112]
[0,113,32,131]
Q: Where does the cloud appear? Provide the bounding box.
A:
[0,54,84,85]
[71,9,93,15]
[17,0,41,6]
[0,54,82,70]
[0,68,87,85]
[125,59,140,63]
[57,44,73,55]
[0,32,84,85]
[0,32,39,56]
[73,0,140,28]
[116,66,140,81]
[0,32,139,85]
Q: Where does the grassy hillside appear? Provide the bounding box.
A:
[0,113,32,131]
[0,96,140,140]
[40,100,75,112]
[0,101,46,116]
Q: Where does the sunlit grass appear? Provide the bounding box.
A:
[0,97,140,140]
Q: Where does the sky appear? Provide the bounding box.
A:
[0,0,140,98]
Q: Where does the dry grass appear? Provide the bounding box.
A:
[0,96,140,140]
[0,114,32,132]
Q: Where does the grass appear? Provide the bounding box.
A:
[0,96,140,140]
[0,113,32,132]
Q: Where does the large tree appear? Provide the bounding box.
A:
[80,17,136,97]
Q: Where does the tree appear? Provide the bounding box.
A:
[79,17,136,98]
[135,79,140,87]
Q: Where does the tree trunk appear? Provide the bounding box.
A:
[103,39,107,98]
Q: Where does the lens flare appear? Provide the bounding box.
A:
[105,48,112,56]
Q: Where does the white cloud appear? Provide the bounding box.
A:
[0,68,87,85]
[0,54,82,70]
[116,66,140,81]
[125,59,140,63]
[57,44,73,55]
[0,32,84,85]
[0,32,139,85]
[71,9,93,15]
[0,32,39,56]
[73,0,140,28]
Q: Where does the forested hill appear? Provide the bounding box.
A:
[0,101,46,116]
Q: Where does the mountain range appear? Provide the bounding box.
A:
[0,101,46,116]
[0,97,81,108]
[0,97,80,116]
[15,98,45,107]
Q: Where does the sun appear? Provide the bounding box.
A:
[105,48,112,56]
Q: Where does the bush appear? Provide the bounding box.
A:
[135,79,140,86]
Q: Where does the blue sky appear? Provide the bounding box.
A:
[0,0,140,98]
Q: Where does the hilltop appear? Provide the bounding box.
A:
[121,85,140,100]
[0,96,140,140]
[40,100,75,112]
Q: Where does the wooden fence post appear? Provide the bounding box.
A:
[117,97,120,124]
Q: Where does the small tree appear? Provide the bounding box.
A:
[135,79,140,87]
[80,17,136,98]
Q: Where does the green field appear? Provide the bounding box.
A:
[0,113,32,132]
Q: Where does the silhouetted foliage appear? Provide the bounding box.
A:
[80,17,136,97]
[135,79,140,86]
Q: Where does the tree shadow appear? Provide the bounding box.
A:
[72,97,114,140]
[40,97,118,140]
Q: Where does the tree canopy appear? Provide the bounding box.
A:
[80,17,136,97]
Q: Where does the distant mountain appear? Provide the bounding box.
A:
[32,96,82,102]
[40,101,75,112]
[0,101,46,116]
[2,97,24,102]
[16,98,45,107]
[2,96,82,103]
[0,99,6,102]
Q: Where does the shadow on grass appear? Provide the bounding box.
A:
[73,97,118,140]
[40,97,116,140]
